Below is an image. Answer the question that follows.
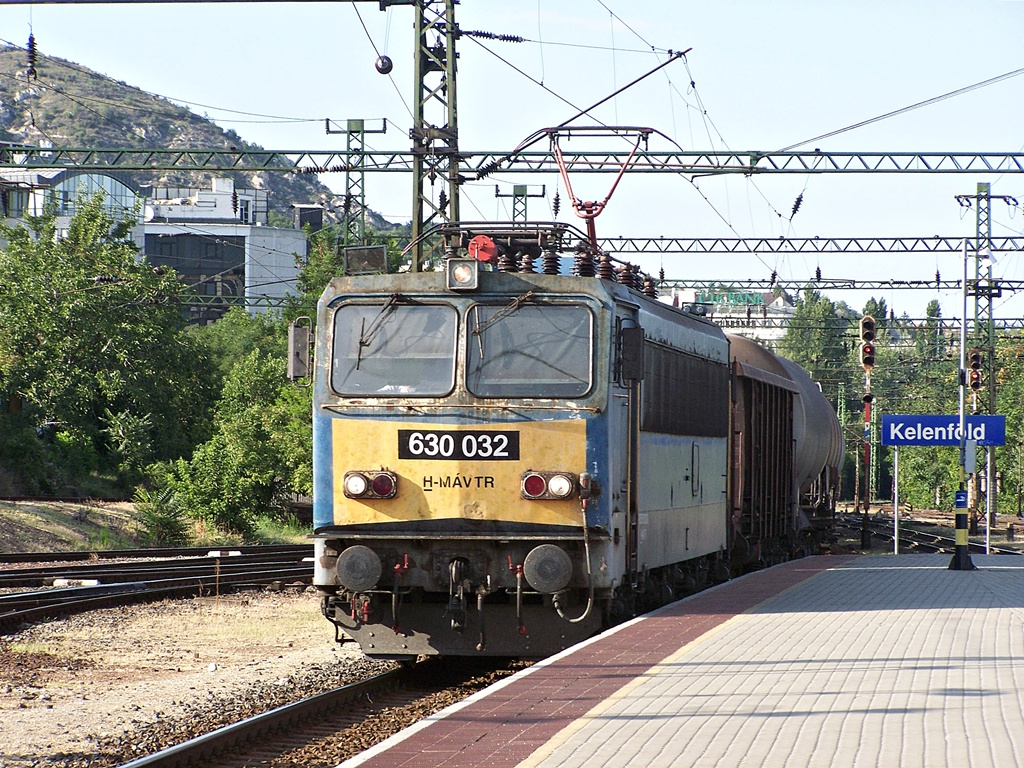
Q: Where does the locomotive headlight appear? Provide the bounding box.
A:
[521,471,577,500]
[344,472,369,497]
[547,474,574,499]
[343,470,398,499]
[446,258,479,291]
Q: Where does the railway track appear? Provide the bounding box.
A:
[116,658,528,768]
[0,547,314,632]
[0,543,308,565]
[838,513,1023,555]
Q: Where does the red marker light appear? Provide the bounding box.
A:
[523,473,546,498]
[371,473,396,497]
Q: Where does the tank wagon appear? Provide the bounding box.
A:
[309,225,842,660]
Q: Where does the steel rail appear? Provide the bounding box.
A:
[840,514,1022,556]
[0,543,310,565]
[0,555,313,588]
[0,566,313,632]
[115,668,405,768]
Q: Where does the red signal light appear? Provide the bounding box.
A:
[521,471,577,500]
[860,342,876,371]
[969,370,982,392]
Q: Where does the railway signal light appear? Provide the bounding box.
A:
[859,314,876,343]
[860,342,876,371]
[968,348,983,370]
[969,369,983,392]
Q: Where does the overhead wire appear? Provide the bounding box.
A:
[778,65,1024,152]
[351,4,414,121]
[586,3,791,280]
[584,4,784,277]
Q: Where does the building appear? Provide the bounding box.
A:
[0,171,307,324]
[668,288,797,346]
[139,178,306,323]
[0,168,139,233]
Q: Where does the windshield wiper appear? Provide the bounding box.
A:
[470,291,536,362]
[356,294,403,370]
[471,291,536,338]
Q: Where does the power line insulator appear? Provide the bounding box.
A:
[375,55,394,75]
[26,34,37,80]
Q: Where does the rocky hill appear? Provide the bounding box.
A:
[0,45,402,230]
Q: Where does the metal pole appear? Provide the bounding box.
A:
[893,446,900,554]
[950,237,977,570]
[986,449,993,554]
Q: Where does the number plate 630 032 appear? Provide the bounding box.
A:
[397,430,520,461]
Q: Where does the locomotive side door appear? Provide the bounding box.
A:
[618,321,645,582]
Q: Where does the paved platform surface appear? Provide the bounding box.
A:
[341,554,1024,768]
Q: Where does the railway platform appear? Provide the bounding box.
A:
[339,554,1024,768]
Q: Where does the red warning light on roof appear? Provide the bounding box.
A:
[468,235,497,263]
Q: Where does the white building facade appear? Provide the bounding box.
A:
[0,171,307,323]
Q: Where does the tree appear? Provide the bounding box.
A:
[158,302,314,537]
[0,192,216,492]
[777,287,849,405]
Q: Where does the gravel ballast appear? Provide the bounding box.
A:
[0,588,395,768]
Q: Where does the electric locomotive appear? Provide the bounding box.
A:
[309,223,842,659]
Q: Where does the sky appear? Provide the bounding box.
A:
[1,0,1023,319]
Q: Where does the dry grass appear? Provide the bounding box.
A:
[0,500,142,553]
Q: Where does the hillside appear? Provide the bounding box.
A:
[0,45,402,230]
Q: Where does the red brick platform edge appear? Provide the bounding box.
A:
[349,554,858,768]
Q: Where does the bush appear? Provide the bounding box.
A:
[133,486,189,546]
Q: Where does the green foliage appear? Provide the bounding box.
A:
[156,344,311,540]
[254,514,310,544]
[134,486,189,546]
[0,192,217,493]
[189,306,285,382]
[777,287,851,405]
[0,412,51,494]
[102,408,154,485]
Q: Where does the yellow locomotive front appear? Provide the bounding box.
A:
[312,267,608,658]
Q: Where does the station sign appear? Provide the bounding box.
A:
[881,414,1005,446]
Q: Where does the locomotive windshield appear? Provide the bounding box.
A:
[331,300,457,396]
[466,302,592,398]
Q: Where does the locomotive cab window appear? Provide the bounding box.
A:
[331,300,458,396]
[466,301,593,398]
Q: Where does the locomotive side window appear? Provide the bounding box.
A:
[466,303,592,398]
[331,301,457,396]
